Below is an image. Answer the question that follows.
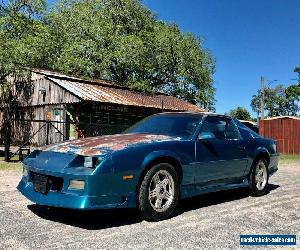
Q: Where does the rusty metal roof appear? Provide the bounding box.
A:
[48,77,202,111]
[32,69,204,111]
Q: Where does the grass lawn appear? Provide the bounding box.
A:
[279,154,300,165]
[0,159,22,171]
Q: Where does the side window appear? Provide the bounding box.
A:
[234,118,260,139]
[200,116,239,140]
[225,119,240,139]
[200,116,227,139]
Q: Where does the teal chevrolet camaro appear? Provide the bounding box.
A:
[18,112,279,221]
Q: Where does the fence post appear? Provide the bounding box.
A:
[46,121,50,145]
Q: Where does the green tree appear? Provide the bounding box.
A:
[228,107,251,120]
[0,0,46,75]
[251,84,300,117]
[42,0,215,109]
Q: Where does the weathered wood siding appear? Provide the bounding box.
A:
[5,73,79,146]
[12,104,67,146]
[12,72,80,107]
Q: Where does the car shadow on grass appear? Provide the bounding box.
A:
[27,183,280,230]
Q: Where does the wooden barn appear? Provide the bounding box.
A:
[259,116,300,154]
[3,69,203,146]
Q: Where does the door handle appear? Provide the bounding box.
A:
[237,146,245,150]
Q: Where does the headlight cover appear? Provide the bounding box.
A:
[84,156,101,168]
[69,155,102,169]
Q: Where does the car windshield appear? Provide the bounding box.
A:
[124,114,202,139]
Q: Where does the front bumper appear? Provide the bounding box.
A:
[269,153,279,177]
[17,169,136,210]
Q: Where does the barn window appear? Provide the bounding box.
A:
[39,88,46,102]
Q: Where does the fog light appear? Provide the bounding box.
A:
[69,180,85,190]
[23,167,28,178]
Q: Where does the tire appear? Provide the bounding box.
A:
[249,158,269,196]
[138,163,180,221]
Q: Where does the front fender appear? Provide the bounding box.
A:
[252,147,270,162]
[141,150,182,169]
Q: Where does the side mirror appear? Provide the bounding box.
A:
[198,132,216,140]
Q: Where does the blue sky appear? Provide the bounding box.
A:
[143,0,300,116]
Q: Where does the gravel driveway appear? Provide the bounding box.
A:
[0,164,299,250]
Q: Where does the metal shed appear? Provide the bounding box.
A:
[259,116,300,154]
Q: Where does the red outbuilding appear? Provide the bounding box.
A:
[259,116,300,154]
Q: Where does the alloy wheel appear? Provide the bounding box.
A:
[255,162,267,191]
[148,170,175,212]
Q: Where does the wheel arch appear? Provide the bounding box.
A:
[248,148,270,177]
[137,151,183,193]
[254,148,270,164]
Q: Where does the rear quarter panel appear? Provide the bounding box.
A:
[243,137,279,176]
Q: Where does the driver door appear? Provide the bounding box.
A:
[194,116,248,188]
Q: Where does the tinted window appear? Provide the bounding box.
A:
[240,121,259,133]
[225,119,240,139]
[234,119,261,140]
[124,114,202,139]
[200,116,239,140]
[201,116,226,139]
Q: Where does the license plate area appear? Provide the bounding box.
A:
[33,174,50,194]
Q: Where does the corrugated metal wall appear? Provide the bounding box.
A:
[259,118,300,154]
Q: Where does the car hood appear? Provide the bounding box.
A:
[40,133,182,156]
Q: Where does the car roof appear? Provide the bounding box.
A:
[156,111,232,119]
